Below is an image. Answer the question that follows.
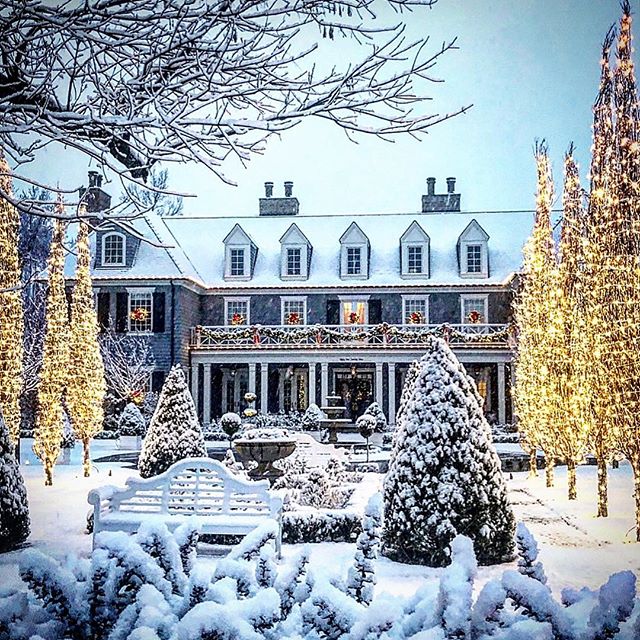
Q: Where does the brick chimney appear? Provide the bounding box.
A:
[259,180,299,216]
[79,170,112,214]
[421,176,461,213]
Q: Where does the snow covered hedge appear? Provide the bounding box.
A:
[2,519,639,640]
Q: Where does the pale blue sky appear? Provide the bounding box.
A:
[32,0,631,216]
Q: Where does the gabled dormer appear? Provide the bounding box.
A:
[279,223,312,280]
[339,222,370,279]
[95,224,140,269]
[223,224,258,281]
[400,221,430,278]
[457,219,489,278]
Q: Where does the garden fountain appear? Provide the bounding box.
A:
[319,394,352,444]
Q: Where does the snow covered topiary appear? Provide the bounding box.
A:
[363,402,387,432]
[0,410,30,551]
[516,522,547,585]
[220,412,242,444]
[137,365,206,478]
[346,493,383,605]
[383,337,515,566]
[301,403,325,430]
[118,402,146,437]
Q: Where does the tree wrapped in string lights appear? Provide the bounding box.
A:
[34,210,69,486]
[0,152,23,448]
[514,144,562,487]
[66,219,106,478]
[554,147,590,501]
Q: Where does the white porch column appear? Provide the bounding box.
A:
[260,363,269,413]
[497,362,506,425]
[388,362,396,426]
[191,364,200,415]
[248,363,257,396]
[320,362,329,406]
[202,364,212,426]
[375,362,384,408]
[308,362,317,406]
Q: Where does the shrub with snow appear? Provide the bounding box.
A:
[383,337,515,566]
[363,402,387,432]
[118,402,146,437]
[236,427,292,441]
[220,412,242,442]
[137,365,207,478]
[301,403,325,430]
[0,411,30,551]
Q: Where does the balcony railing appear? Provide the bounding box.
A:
[190,323,513,350]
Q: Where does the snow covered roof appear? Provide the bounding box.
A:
[159,210,538,288]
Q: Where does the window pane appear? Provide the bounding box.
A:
[466,245,482,273]
[287,248,301,276]
[104,234,124,265]
[405,298,427,324]
[230,248,245,276]
[342,301,366,324]
[129,292,153,332]
[407,246,423,274]
[227,300,248,325]
[283,299,305,324]
[346,247,361,275]
[463,298,486,323]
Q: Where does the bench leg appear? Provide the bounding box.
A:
[276,523,282,560]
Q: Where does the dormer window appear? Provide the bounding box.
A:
[102,232,126,266]
[280,223,311,280]
[340,222,369,279]
[223,224,257,281]
[400,221,430,278]
[458,219,489,278]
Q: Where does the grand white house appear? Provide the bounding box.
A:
[66,173,534,426]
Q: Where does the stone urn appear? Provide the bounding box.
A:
[233,428,297,483]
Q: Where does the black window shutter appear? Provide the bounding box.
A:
[153,292,166,333]
[115,292,128,333]
[369,299,382,325]
[97,292,110,330]
[151,370,166,393]
[326,299,340,325]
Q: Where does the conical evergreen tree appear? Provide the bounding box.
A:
[35,211,69,486]
[382,337,515,567]
[0,408,30,550]
[0,152,23,447]
[66,220,106,477]
[138,364,207,478]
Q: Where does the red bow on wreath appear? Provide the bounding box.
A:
[130,307,149,322]
[348,311,360,324]
[409,311,423,324]
[468,310,481,324]
[231,313,245,325]
[287,312,300,325]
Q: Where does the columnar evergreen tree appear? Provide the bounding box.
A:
[394,360,420,428]
[383,337,515,567]
[513,144,561,487]
[118,402,146,436]
[555,147,590,501]
[0,409,30,551]
[0,152,23,447]
[35,211,69,486]
[138,364,207,478]
[66,220,106,477]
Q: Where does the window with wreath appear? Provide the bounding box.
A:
[129,292,153,332]
[341,300,367,325]
[461,296,488,324]
[102,233,125,266]
[225,299,249,325]
[282,298,306,325]
[403,297,428,324]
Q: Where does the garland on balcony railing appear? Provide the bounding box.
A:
[195,323,514,346]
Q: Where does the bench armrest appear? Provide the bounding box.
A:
[87,484,120,506]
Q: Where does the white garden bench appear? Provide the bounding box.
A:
[88,457,283,555]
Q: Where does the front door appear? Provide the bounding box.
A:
[334,370,374,420]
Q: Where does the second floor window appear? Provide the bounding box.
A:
[407,246,423,274]
[404,298,428,324]
[282,298,306,325]
[466,244,482,273]
[129,292,153,333]
[226,299,249,325]
[462,296,487,324]
[346,247,361,275]
[103,233,125,266]
[287,248,301,276]
[230,248,245,276]
[341,300,367,325]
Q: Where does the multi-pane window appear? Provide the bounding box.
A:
[230,248,245,276]
[462,297,487,324]
[129,292,153,333]
[404,298,428,324]
[346,247,361,275]
[226,299,249,325]
[103,233,125,266]
[466,244,482,273]
[286,248,302,276]
[407,246,423,274]
[282,299,306,325]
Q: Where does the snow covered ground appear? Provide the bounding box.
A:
[1,441,638,603]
